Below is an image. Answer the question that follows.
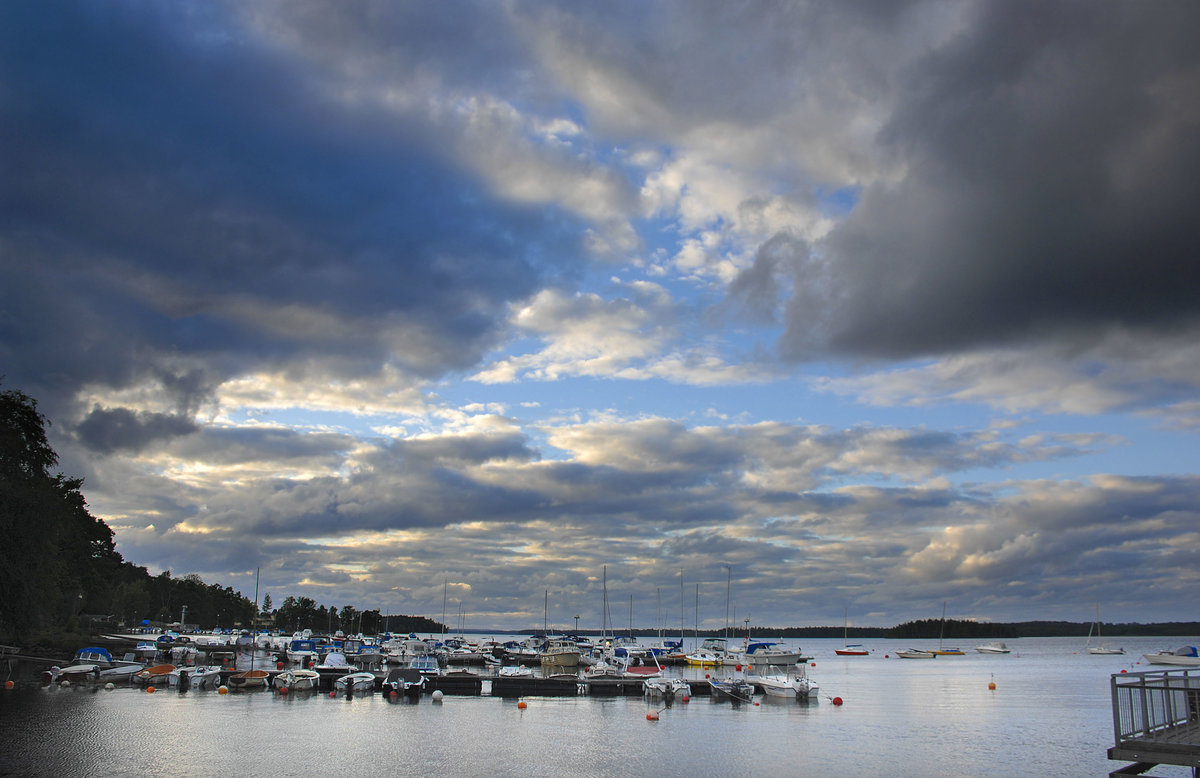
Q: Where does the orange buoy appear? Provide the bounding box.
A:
[811,662,816,667]
[988,681,996,690]
[146,686,156,694]
[681,695,690,703]
[517,700,527,710]
[646,711,659,721]
[832,696,843,705]
[218,685,228,694]
[4,680,13,690]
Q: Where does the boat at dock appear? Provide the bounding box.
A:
[227,668,269,689]
[708,675,755,702]
[539,639,582,671]
[381,667,426,697]
[746,663,817,700]
[334,671,377,693]
[273,668,320,691]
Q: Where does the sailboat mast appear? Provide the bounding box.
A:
[679,569,685,646]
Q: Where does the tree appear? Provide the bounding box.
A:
[261,592,273,614]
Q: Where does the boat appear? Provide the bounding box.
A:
[975,642,1011,654]
[1141,646,1200,666]
[685,637,732,667]
[167,665,223,689]
[836,607,870,655]
[895,649,937,659]
[273,668,320,691]
[227,668,270,689]
[742,641,808,665]
[334,671,377,693]
[539,639,582,671]
[381,668,426,697]
[643,676,691,702]
[747,663,818,700]
[707,675,755,702]
[286,638,323,666]
[132,664,177,685]
[497,664,534,678]
[1085,604,1126,655]
[931,602,965,655]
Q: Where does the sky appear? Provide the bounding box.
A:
[2,0,1199,632]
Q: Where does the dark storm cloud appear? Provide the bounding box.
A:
[74,406,198,454]
[773,1,1200,361]
[0,0,573,419]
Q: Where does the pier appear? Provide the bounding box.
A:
[1108,668,1200,777]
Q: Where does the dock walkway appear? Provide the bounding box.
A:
[1108,667,1200,776]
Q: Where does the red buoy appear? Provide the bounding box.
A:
[832,696,843,706]
[646,711,659,721]
[279,686,289,695]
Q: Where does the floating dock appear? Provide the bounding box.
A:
[1108,667,1200,776]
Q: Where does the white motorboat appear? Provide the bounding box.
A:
[747,663,817,700]
[273,668,320,691]
[1142,646,1200,666]
[167,665,223,689]
[498,664,533,678]
[975,642,1011,654]
[742,641,808,665]
[334,672,377,693]
[381,668,426,698]
[643,676,691,702]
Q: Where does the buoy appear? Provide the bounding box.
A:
[104,683,115,691]
[146,686,156,694]
[389,691,398,700]
[277,661,284,670]
[988,681,996,690]
[704,674,710,679]
[279,686,289,695]
[432,690,444,702]
[329,691,336,698]
[646,711,659,720]
[832,696,843,705]
[4,680,13,690]
[811,662,816,667]
[517,700,527,710]
[735,664,743,671]
[754,702,760,706]
[1120,669,1128,674]
[681,695,690,703]
[218,685,228,694]
[60,680,70,688]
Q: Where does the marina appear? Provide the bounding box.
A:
[4,635,1199,776]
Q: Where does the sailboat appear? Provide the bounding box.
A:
[1086,604,1125,655]
[835,606,869,656]
[930,602,964,656]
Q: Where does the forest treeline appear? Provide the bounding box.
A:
[0,387,441,646]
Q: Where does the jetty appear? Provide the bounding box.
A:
[1108,667,1200,776]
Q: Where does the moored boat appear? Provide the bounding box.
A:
[381,668,426,698]
[707,675,755,702]
[539,639,582,671]
[334,671,377,693]
[747,663,817,700]
[895,649,936,659]
[273,668,320,691]
[975,642,1011,654]
[1142,646,1200,666]
[133,664,177,685]
[227,668,269,689]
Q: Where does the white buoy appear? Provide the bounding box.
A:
[432,689,444,702]
[104,682,115,691]
[60,680,71,688]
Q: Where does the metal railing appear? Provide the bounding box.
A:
[1111,668,1200,745]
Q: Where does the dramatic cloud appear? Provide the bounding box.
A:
[2,0,1197,627]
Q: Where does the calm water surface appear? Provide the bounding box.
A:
[2,636,1196,777]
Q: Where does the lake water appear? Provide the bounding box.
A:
[2,636,1196,777]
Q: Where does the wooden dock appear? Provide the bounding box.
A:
[1108,668,1200,776]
